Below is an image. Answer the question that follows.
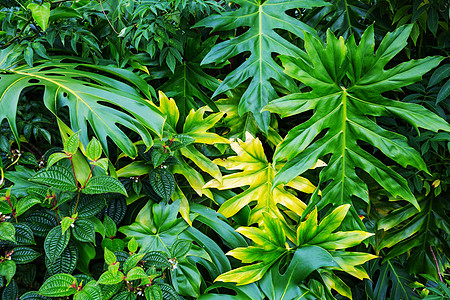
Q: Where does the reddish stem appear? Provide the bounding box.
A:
[5,195,17,223]
[82,164,95,189]
[430,246,443,282]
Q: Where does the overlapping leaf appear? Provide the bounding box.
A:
[266,24,449,229]
[303,0,371,39]
[159,36,220,116]
[195,0,328,131]
[204,133,316,234]
[217,205,376,289]
[0,61,164,158]
[158,91,228,198]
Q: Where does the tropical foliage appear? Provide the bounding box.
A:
[0,0,448,299]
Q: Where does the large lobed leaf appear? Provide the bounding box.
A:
[216,205,376,290]
[195,0,328,131]
[0,61,165,158]
[265,24,449,229]
[204,132,316,236]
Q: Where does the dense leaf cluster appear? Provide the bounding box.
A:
[0,0,449,299]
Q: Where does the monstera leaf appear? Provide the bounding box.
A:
[266,24,449,229]
[0,61,164,158]
[216,205,376,290]
[204,133,316,237]
[195,0,328,131]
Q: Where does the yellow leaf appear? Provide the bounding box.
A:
[204,133,314,231]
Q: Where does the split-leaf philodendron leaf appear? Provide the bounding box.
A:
[195,0,329,132]
[0,62,165,158]
[216,205,376,288]
[205,133,316,237]
[265,24,450,229]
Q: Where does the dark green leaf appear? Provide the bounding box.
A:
[149,168,175,201]
[11,246,41,264]
[83,176,127,196]
[44,226,70,265]
[38,274,77,297]
[30,166,77,192]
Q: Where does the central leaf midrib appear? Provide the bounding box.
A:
[341,89,348,202]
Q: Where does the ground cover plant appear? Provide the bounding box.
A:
[0,0,449,299]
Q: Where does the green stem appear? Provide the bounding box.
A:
[68,156,80,190]
[72,192,81,215]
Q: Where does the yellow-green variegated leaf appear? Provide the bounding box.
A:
[265,25,450,229]
[215,262,273,286]
[157,92,228,182]
[216,215,288,285]
[297,205,374,250]
[331,252,378,280]
[204,133,315,230]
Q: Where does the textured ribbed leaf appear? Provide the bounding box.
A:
[15,195,41,216]
[83,176,127,196]
[145,285,163,300]
[74,281,102,300]
[149,168,175,202]
[72,194,106,218]
[1,279,17,299]
[100,282,123,300]
[123,253,145,274]
[195,0,328,131]
[142,251,171,269]
[73,219,96,243]
[22,210,58,237]
[205,133,315,233]
[103,215,117,238]
[38,274,77,297]
[159,283,178,300]
[104,195,127,224]
[171,239,191,259]
[11,246,41,264]
[44,226,70,265]
[97,270,125,285]
[12,223,35,245]
[0,62,164,158]
[64,132,80,155]
[126,267,148,281]
[111,291,136,300]
[0,222,16,243]
[86,138,102,161]
[266,24,449,229]
[20,291,51,300]
[30,165,77,192]
[46,153,70,169]
[45,242,78,275]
